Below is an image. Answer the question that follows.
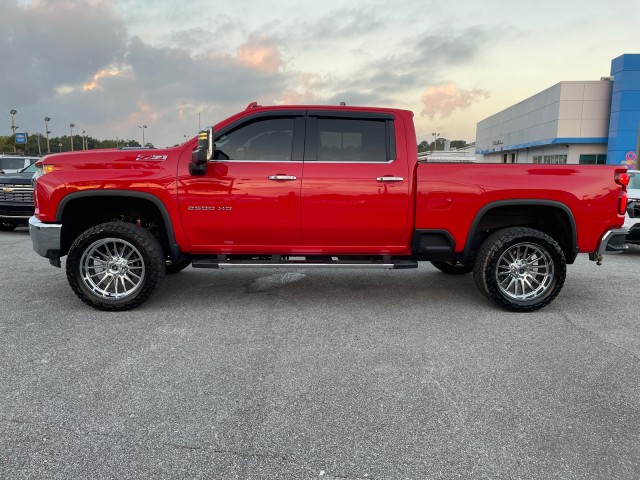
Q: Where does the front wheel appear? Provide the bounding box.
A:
[66,222,165,311]
[473,227,566,312]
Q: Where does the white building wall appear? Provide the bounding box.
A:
[476,80,612,164]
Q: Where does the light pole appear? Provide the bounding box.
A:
[44,117,51,153]
[82,130,86,150]
[139,124,147,147]
[58,142,62,153]
[10,109,18,152]
[69,123,75,151]
[432,132,439,151]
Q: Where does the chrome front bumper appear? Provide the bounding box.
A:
[29,216,62,266]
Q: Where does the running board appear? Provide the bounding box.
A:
[191,255,418,270]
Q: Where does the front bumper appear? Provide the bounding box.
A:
[0,204,34,223]
[29,216,62,267]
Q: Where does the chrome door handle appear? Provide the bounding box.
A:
[268,175,297,181]
[376,176,404,182]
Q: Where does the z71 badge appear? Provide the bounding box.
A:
[136,154,168,161]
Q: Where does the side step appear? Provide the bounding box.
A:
[192,255,418,270]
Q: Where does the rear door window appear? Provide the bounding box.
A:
[304,113,395,162]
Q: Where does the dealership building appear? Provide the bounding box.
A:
[475,54,640,168]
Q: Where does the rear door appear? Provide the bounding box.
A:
[300,111,411,252]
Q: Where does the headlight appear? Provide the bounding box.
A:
[35,162,55,175]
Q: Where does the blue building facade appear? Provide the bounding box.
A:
[607,54,640,168]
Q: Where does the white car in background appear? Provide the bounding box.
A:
[624,169,640,245]
[0,154,40,174]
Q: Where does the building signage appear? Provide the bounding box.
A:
[492,140,504,145]
[15,132,27,144]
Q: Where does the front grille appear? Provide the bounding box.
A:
[0,185,34,204]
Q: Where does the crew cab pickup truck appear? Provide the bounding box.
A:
[28,103,630,312]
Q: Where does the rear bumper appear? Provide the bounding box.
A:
[597,228,629,255]
[29,216,62,266]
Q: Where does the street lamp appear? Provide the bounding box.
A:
[44,117,51,154]
[58,142,62,153]
[82,130,86,150]
[432,132,439,151]
[139,124,147,147]
[69,123,75,151]
[10,109,18,152]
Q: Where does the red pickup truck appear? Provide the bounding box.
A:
[29,103,630,312]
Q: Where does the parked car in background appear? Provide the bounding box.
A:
[0,154,40,174]
[0,162,36,231]
[625,170,640,245]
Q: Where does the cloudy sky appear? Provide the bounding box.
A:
[1,0,639,148]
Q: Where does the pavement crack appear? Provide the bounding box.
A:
[560,312,640,362]
[320,472,373,480]
[209,448,288,461]
[163,442,201,450]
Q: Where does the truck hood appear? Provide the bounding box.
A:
[0,171,35,184]
[40,147,182,169]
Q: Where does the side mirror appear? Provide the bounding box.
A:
[189,126,214,176]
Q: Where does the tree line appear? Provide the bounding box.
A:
[418,138,468,153]
[0,133,153,155]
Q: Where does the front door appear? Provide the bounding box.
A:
[179,113,305,253]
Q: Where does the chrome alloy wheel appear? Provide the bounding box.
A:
[79,237,146,300]
[495,242,554,301]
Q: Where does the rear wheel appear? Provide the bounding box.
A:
[0,221,18,231]
[66,222,165,311]
[473,227,566,312]
[430,260,473,275]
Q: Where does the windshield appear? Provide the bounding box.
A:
[19,163,38,173]
[0,157,26,170]
[629,171,640,190]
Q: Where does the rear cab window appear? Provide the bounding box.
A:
[304,111,396,163]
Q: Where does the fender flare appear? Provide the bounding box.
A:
[462,199,578,263]
[56,190,182,260]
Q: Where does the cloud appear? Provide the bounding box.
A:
[2,1,499,146]
[236,36,284,73]
[0,0,127,104]
[83,66,132,91]
[415,27,494,66]
[420,82,490,119]
[277,73,325,104]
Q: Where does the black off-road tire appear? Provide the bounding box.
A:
[473,227,566,312]
[0,221,18,231]
[66,222,165,311]
[165,257,191,274]
[430,260,473,275]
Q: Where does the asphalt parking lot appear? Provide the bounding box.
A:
[1,226,640,479]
